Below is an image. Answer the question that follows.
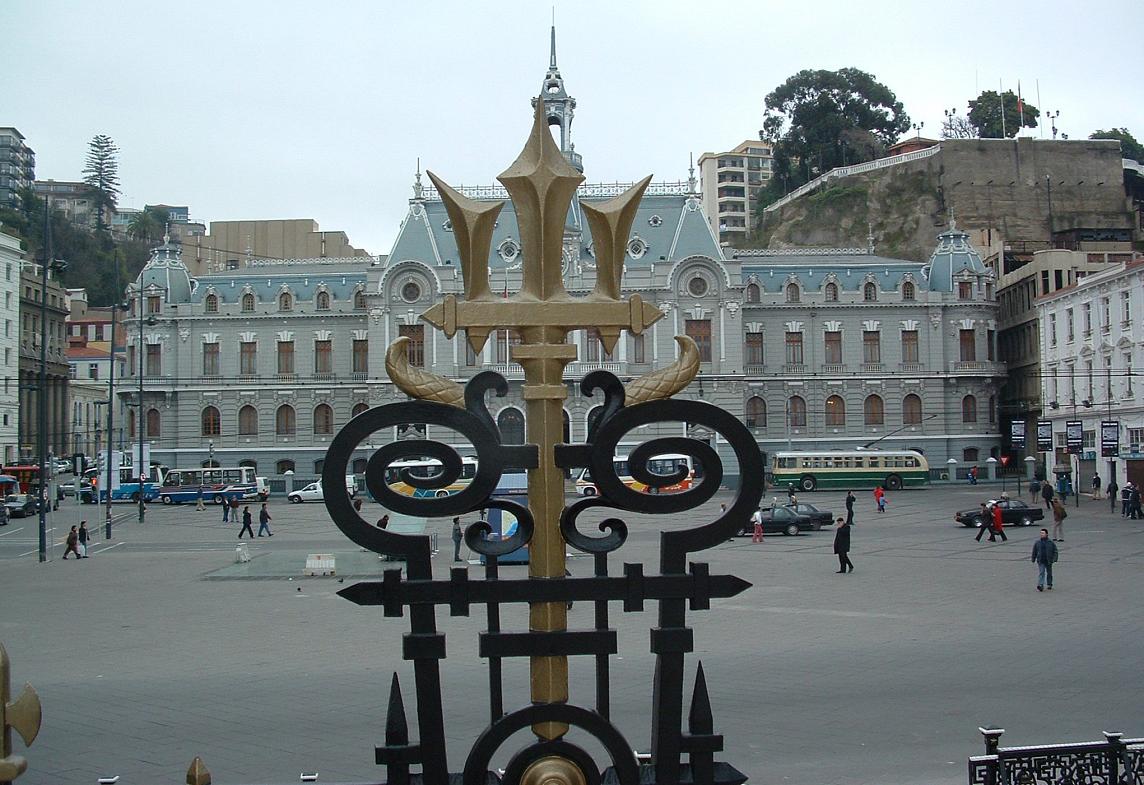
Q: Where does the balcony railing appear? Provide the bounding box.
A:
[782,363,807,374]
[744,364,766,375]
[951,361,1006,374]
[821,364,845,374]
[899,362,923,372]
[860,363,884,373]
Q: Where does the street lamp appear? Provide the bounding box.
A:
[36,201,67,563]
[104,292,129,540]
[1048,110,1061,140]
[912,121,925,139]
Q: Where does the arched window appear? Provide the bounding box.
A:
[278,292,293,312]
[745,396,766,428]
[241,293,255,312]
[863,394,884,425]
[145,408,161,437]
[825,395,846,426]
[902,394,922,425]
[498,408,525,445]
[276,459,295,474]
[314,459,325,474]
[276,404,296,435]
[316,291,331,311]
[825,282,839,302]
[127,409,136,439]
[962,448,979,463]
[587,405,605,435]
[351,458,368,475]
[238,405,258,435]
[204,293,219,313]
[238,459,257,471]
[313,403,334,435]
[354,289,366,309]
[201,406,220,436]
[745,283,760,303]
[788,396,807,427]
[962,394,978,423]
[785,283,800,303]
[902,281,916,301]
[863,282,877,301]
[202,458,220,468]
[352,402,369,418]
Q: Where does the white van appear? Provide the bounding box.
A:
[286,476,356,503]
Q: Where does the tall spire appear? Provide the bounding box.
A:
[531,24,580,171]
[549,22,557,70]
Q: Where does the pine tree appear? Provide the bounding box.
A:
[82,134,121,231]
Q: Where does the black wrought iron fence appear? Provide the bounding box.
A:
[968,727,1144,785]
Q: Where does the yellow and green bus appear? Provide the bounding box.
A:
[771,450,930,492]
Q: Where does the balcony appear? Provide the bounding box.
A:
[313,372,337,382]
[860,363,884,373]
[275,374,297,383]
[950,361,1006,374]
[744,364,766,376]
[565,361,622,377]
[898,363,923,373]
[782,363,807,375]
[821,364,845,375]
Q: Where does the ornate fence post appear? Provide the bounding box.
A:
[978,726,1004,785]
[1102,731,1123,783]
[0,643,41,785]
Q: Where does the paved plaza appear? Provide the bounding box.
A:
[1,483,1142,785]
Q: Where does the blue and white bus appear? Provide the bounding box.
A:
[157,466,257,505]
[81,466,163,504]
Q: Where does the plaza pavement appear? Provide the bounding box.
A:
[1,483,1141,785]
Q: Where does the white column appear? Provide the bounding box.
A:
[652,321,660,363]
[719,306,726,362]
[673,310,680,359]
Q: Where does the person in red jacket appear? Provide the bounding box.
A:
[991,501,1008,542]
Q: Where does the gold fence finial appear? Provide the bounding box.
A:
[186,755,211,785]
[0,642,42,783]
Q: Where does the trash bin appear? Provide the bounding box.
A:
[235,543,251,563]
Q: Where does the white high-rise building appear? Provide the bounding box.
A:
[0,229,22,462]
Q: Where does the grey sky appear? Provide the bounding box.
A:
[4,0,1142,257]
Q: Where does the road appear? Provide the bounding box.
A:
[1,485,1141,784]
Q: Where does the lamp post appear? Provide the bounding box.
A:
[912,121,925,139]
[135,282,151,525]
[105,290,128,540]
[208,440,214,468]
[1048,110,1061,140]
[36,202,67,563]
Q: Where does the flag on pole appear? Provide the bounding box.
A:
[1017,81,1025,130]
[999,79,1006,137]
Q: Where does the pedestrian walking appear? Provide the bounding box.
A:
[238,506,255,539]
[377,514,389,529]
[222,497,230,523]
[257,503,273,537]
[1121,483,1132,517]
[969,466,978,485]
[1106,479,1118,514]
[452,516,464,561]
[991,501,1008,542]
[974,503,997,542]
[787,483,797,504]
[196,487,205,511]
[1091,473,1102,500]
[833,517,853,573]
[750,507,764,543]
[62,525,80,559]
[1041,479,1055,511]
[353,498,363,513]
[1130,484,1142,520]
[1031,528,1059,591]
[845,490,856,526]
[1028,478,1040,505]
[230,497,240,521]
[873,485,886,513]
[78,520,90,558]
[1050,496,1067,541]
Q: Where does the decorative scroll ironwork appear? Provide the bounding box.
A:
[968,728,1144,785]
[323,366,762,785]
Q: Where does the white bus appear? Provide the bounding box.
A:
[575,453,696,497]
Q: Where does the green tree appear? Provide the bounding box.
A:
[761,68,911,194]
[1089,128,1143,162]
[967,90,1039,138]
[82,134,121,231]
[126,206,170,243]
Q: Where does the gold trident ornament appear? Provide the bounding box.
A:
[0,643,42,784]
[386,100,699,742]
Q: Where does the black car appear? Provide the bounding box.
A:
[783,503,833,530]
[736,506,818,537]
[954,499,1045,528]
[4,494,39,518]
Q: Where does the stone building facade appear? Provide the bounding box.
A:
[18,259,70,459]
[0,230,22,463]
[121,35,1003,485]
[1036,258,1144,489]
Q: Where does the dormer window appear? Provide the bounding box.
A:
[863,283,877,302]
[316,291,330,311]
[902,281,916,301]
[825,282,839,302]
[241,293,255,312]
[279,292,293,312]
[203,294,217,313]
[745,283,760,303]
[354,289,366,309]
[958,281,972,300]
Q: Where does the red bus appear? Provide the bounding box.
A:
[2,465,41,494]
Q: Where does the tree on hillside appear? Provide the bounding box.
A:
[82,134,121,231]
[761,68,910,193]
[967,90,1039,138]
[940,110,976,139]
[127,205,170,244]
[1089,128,1143,162]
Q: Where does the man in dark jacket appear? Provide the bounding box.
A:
[833,517,853,573]
[1031,528,1058,591]
[1131,484,1142,520]
[1040,479,1055,510]
[1106,479,1118,514]
[844,490,856,526]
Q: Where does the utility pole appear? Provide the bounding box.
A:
[104,254,122,539]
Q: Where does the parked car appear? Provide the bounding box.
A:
[782,502,833,530]
[287,476,355,504]
[954,499,1044,528]
[54,460,72,475]
[5,494,39,518]
[59,480,78,497]
[735,505,817,537]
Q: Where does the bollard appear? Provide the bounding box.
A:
[186,756,211,785]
